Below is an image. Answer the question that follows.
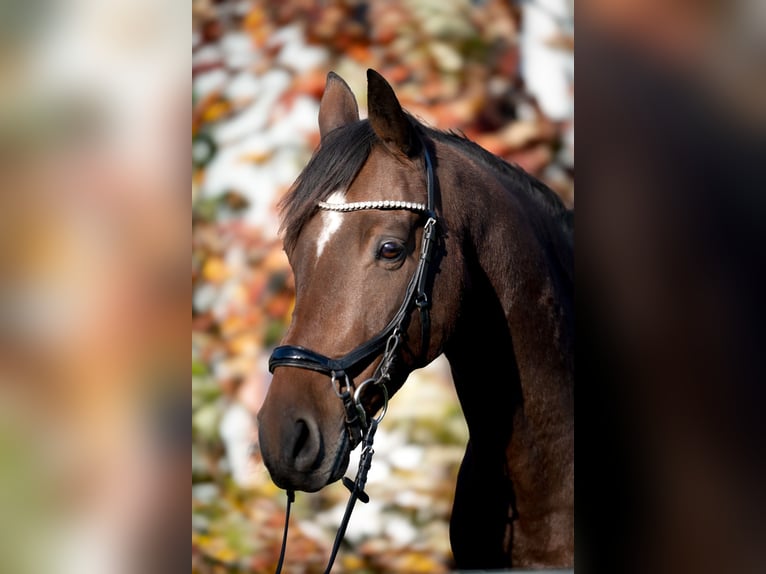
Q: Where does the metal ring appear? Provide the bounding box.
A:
[374,383,389,423]
[354,378,389,424]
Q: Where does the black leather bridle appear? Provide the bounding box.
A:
[269,138,439,574]
[268,138,438,448]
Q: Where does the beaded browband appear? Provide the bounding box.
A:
[317,199,429,213]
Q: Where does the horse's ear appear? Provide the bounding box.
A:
[367,69,413,155]
[318,72,359,139]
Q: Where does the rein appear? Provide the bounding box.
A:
[269,138,438,573]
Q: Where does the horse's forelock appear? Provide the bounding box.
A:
[279,120,378,253]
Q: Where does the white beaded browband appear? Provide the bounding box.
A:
[317,199,429,213]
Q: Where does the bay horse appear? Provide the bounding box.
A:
[257,69,573,570]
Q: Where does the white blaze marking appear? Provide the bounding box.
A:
[316,190,345,259]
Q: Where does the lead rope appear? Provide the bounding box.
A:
[274,489,294,574]
[324,418,378,573]
[273,420,379,574]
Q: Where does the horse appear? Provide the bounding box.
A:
[257,69,574,570]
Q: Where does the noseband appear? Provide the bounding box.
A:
[268,140,439,447]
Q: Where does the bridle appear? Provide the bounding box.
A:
[269,137,439,573]
[269,138,438,449]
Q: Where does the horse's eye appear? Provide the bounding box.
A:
[378,241,404,260]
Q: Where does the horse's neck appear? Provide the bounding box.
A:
[441,142,574,500]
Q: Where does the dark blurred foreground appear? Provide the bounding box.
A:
[578,1,766,573]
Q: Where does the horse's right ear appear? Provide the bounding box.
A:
[318,72,359,139]
[367,69,413,156]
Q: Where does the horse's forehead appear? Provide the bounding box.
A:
[300,152,420,264]
[347,148,417,197]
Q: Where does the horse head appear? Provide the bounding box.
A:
[257,71,460,492]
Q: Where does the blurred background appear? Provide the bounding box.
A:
[192,1,572,572]
[0,1,188,573]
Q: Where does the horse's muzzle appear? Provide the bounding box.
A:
[257,400,350,492]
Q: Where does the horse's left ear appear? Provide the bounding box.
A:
[367,69,413,156]
[319,72,360,139]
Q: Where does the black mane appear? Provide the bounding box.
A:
[279,115,572,253]
[424,126,573,238]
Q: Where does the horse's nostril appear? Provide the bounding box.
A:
[292,419,310,460]
[291,418,322,472]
